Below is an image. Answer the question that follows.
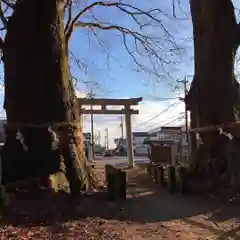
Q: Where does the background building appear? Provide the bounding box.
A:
[148,126,189,159]
[83,132,91,146]
[114,131,157,156]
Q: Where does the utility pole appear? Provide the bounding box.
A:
[120,116,124,139]
[105,128,109,150]
[87,88,95,158]
[90,92,94,156]
[178,77,189,152]
[97,129,101,145]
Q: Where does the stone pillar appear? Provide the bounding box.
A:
[125,106,134,167]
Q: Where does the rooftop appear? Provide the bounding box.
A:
[114,132,157,139]
[132,132,148,137]
[143,139,175,145]
[149,126,182,134]
[83,132,91,139]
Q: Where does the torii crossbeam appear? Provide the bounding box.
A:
[77,97,143,167]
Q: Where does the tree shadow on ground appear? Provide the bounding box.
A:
[1,166,240,234]
[0,186,218,228]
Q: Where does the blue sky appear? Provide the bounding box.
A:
[3,0,240,147]
[0,0,193,147]
[70,0,193,97]
[68,0,193,146]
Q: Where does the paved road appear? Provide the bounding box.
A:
[94,156,149,167]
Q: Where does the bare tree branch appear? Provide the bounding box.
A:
[63,1,184,82]
[0,1,8,29]
[0,0,15,53]
[172,0,189,20]
[65,1,173,41]
[236,22,240,45]
[69,50,88,73]
[0,0,14,9]
[73,19,181,75]
[65,1,120,42]
[64,0,73,44]
[0,0,183,89]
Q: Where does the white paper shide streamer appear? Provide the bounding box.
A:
[16,129,28,151]
[48,127,59,150]
[218,127,234,140]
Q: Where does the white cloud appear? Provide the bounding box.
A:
[0,88,186,148]
[83,99,186,148]
[75,89,86,98]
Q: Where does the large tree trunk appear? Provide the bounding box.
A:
[187,0,240,189]
[1,0,90,195]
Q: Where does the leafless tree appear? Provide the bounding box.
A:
[0,0,184,84]
[182,0,240,192]
[0,0,184,195]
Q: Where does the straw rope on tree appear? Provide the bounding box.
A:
[0,0,182,196]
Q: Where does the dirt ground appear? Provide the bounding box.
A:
[0,162,240,239]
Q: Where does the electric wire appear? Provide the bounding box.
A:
[134,101,180,129]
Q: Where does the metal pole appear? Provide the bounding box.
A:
[105,128,109,150]
[106,128,109,150]
[183,77,189,153]
[90,103,94,156]
[88,88,95,158]
[179,129,183,160]
[177,78,189,153]
[120,116,124,139]
[98,130,101,145]
[184,77,189,145]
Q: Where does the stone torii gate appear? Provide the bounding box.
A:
[77,97,143,167]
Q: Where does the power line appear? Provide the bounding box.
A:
[148,113,185,132]
[163,115,185,127]
[134,101,180,129]
[152,97,180,101]
[148,112,185,129]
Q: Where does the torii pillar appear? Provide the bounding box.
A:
[125,105,134,167]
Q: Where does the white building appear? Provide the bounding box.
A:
[115,132,157,156]
[133,132,150,155]
[83,132,91,146]
[148,126,189,156]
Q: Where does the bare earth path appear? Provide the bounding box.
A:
[0,160,239,239]
[119,166,240,240]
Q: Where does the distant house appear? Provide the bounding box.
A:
[83,132,91,146]
[115,131,157,156]
[133,132,155,155]
[148,126,189,157]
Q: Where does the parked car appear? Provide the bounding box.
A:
[104,150,113,157]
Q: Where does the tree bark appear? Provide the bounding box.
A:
[187,0,240,185]
[1,0,87,195]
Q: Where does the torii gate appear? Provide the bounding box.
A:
[77,97,143,167]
